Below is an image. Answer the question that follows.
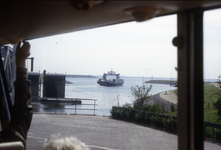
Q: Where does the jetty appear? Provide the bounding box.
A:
[28,71,97,115]
[144,80,177,87]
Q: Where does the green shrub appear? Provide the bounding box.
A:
[168,117,178,130]
[142,103,164,114]
[154,116,163,128]
[135,112,145,123]
[170,103,175,112]
[205,128,221,140]
[216,130,221,141]
[149,115,158,126]
[151,103,161,113]
[111,107,178,131]
[161,118,167,128]
[122,102,132,109]
[145,114,151,124]
[163,118,171,129]
[206,127,215,139]
[111,108,124,119]
[124,110,131,120]
[131,84,152,109]
[213,97,221,120]
[173,89,178,95]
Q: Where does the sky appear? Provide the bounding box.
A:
[19,8,221,79]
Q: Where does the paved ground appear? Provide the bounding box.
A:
[26,114,221,150]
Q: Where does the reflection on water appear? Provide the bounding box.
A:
[33,77,177,116]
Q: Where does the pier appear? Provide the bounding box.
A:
[144,80,177,87]
[28,71,98,115]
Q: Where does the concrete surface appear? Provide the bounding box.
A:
[26,114,221,150]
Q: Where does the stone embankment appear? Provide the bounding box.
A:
[159,90,177,104]
[148,90,178,111]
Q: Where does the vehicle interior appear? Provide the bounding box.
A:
[1,1,221,150]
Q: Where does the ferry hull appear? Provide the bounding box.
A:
[97,70,124,86]
[97,81,123,86]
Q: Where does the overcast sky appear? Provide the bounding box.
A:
[24,8,221,79]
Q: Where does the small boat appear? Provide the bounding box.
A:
[97,70,124,86]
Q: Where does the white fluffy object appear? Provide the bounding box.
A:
[43,134,89,150]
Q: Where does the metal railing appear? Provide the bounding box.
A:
[32,98,97,115]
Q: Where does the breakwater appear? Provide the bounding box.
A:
[144,80,177,86]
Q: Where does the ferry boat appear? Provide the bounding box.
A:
[97,70,124,86]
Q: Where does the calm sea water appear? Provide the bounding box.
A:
[33,77,178,116]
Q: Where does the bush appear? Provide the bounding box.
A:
[216,130,221,141]
[145,114,151,124]
[213,97,221,119]
[135,112,145,123]
[111,107,134,121]
[173,89,178,95]
[122,102,132,109]
[168,117,178,130]
[111,106,178,131]
[158,99,167,113]
[143,103,163,114]
[150,103,162,114]
[154,116,163,128]
[149,115,158,126]
[170,103,175,112]
[206,127,215,139]
[111,108,125,120]
[124,110,132,121]
[205,127,221,141]
[131,84,152,109]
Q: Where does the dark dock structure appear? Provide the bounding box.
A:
[28,70,81,104]
[43,72,65,98]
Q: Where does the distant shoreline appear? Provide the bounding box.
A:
[65,75,97,78]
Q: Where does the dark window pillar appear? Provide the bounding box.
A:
[176,11,204,150]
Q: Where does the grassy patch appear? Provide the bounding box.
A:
[204,109,220,124]
[173,83,221,100]
[165,83,221,124]
[165,109,221,124]
[165,111,177,116]
[173,89,178,95]
[204,82,221,103]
